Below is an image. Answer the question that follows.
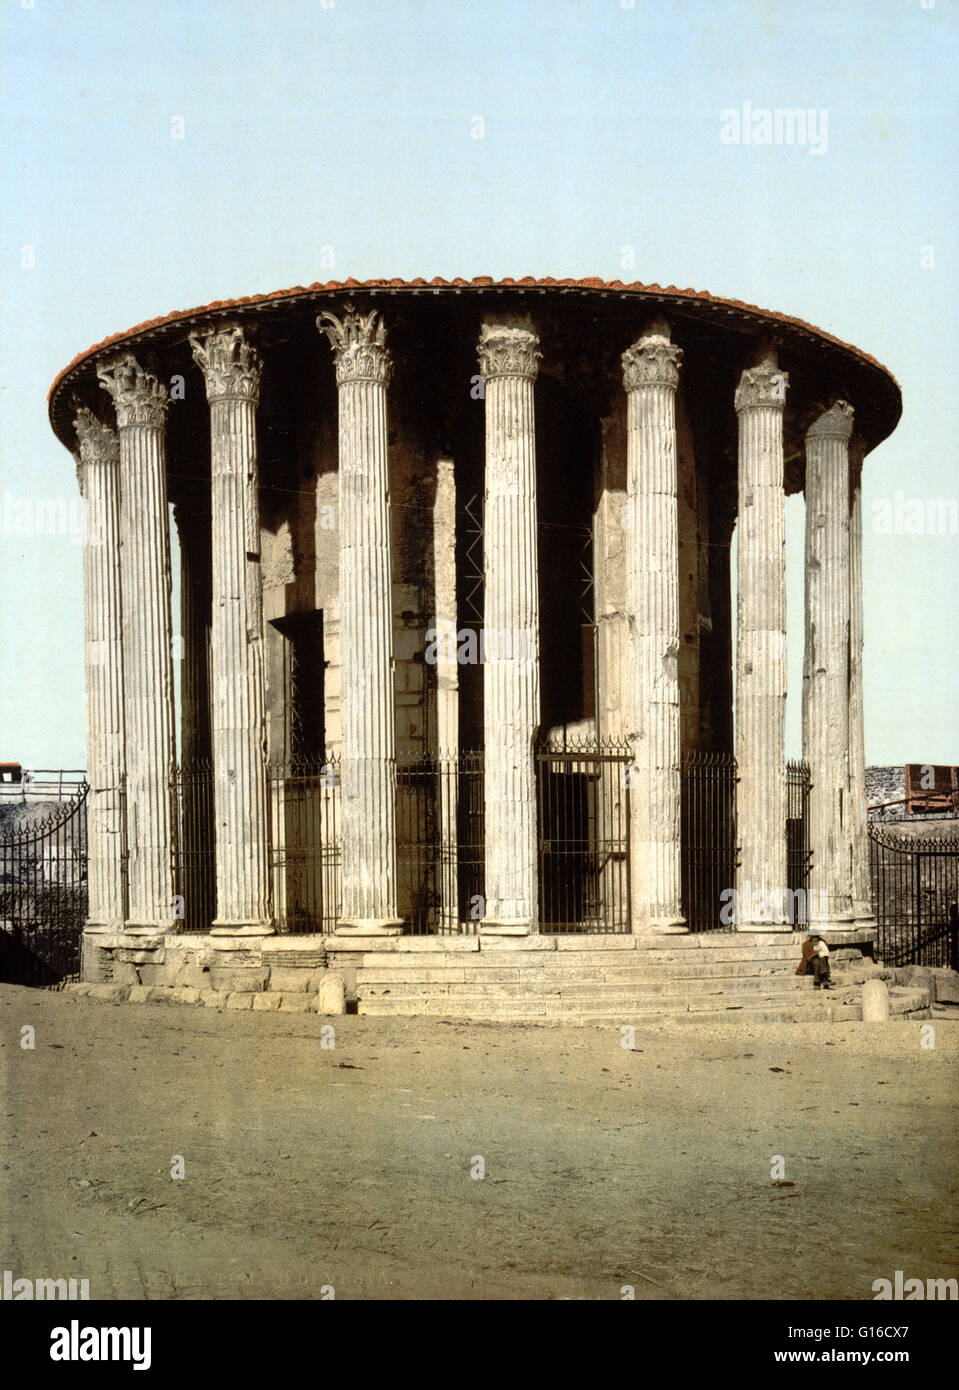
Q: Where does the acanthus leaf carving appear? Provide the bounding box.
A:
[317,305,392,386]
[96,354,169,429]
[477,323,541,382]
[622,334,682,392]
[734,358,789,413]
[190,325,262,403]
[806,399,854,441]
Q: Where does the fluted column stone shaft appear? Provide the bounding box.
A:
[734,357,789,929]
[191,327,272,934]
[74,410,126,933]
[478,324,541,933]
[97,356,177,933]
[433,458,460,928]
[318,307,401,933]
[848,443,873,923]
[803,402,855,927]
[622,326,686,934]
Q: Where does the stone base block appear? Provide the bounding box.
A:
[277,995,313,1013]
[167,964,213,990]
[862,978,890,1022]
[480,933,554,949]
[111,962,141,987]
[211,921,275,938]
[316,974,347,1015]
[269,967,319,993]
[335,920,404,937]
[115,947,166,966]
[86,983,129,1002]
[252,993,282,1011]
[479,919,533,936]
[642,916,689,935]
[209,967,269,994]
[128,985,171,1005]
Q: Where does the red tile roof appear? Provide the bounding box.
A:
[48,275,898,406]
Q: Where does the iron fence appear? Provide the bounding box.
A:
[0,785,89,984]
[786,760,812,900]
[536,742,631,933]
[681,751,737,932]
[869,826,959,968]
[123,750,813,940]
[174,762,215,933]
[397,751,485,933]
[267,758,341,935]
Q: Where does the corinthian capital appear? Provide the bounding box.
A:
[806,400,854,442]
[190,325,262,404]
[734,357,788,413]
[477,323,541,382]
[74,408,120,466]
[622,333,682,392]
[318,305,391,386]
[73,408,119,495]
[97,354,169,429]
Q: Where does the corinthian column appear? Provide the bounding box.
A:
[848,439,875,927]
[74,409,126,935]
[477,323,541,934]
[97,356,177,934]
[190,326,272,935]
[803,402,856,931]
[318,306,401,934]
[734,356,789,930]
[432,457,460,930]
[622,323,686,934]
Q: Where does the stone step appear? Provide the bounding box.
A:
[356,996,862,1023]
[358,977,809,1002]
[355,943,800,969]
[355,959,803,985]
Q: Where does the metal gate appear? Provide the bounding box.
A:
[869,825,959,967]
[0,785,89,984]
[536,743,631,933]
[398,751,485,934]
[681,751,737,932]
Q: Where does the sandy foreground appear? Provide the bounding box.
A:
[1,984,956,1301]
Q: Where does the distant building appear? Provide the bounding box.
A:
[868,765,959,822]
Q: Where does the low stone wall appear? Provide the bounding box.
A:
[81,933,329,997]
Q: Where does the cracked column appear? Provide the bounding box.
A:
[318,307,401,934]
[734,356,789,930]
[848,438,875,928]
[191,326,273,935]
[477,323,541,934]
[74,409,126,935]
[622,324,686,934]
[803,402,856,931]
[97,356,177,935]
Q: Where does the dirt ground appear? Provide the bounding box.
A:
[1,984,956,1301]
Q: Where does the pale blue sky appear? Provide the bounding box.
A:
[1,0,956,767]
